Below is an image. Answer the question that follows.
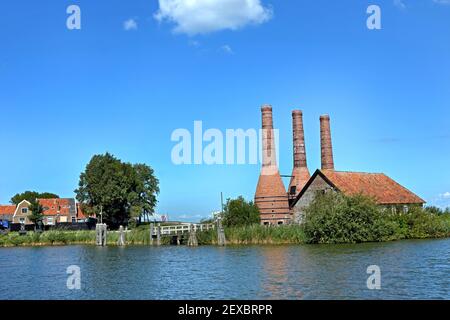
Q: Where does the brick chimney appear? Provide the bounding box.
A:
[255,105,291,225]
[320,114,334,170]
[288,110,310,199]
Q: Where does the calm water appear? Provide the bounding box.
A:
[0,239,449,300]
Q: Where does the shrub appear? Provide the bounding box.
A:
[302,192,396,244]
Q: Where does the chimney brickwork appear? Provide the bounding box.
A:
[320,114,334,170]
[288,110,310,200]
[255,105,291,225]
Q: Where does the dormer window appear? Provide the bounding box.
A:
[21,208,28,214]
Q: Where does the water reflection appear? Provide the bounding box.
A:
[0,239,448,300]
[260,247,303,299]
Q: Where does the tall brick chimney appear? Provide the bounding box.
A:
[288,110,310,199]
[255,105,291,225]
[320,114,334,170]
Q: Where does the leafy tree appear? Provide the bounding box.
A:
[11,191,59,205]
[28,199,44,227]
[131,163,160,223]
[75,153,159,227]
[222,196,260,227]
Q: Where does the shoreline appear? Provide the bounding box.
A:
[1,227,449,248]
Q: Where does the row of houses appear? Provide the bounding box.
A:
[0,198,90,227]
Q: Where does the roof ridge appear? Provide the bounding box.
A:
[325,170,385,175]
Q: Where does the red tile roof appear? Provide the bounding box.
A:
[0,205,16,215]
[321,170,425,205]
[38,198,76,216]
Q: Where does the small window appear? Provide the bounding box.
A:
[263,222,269,226]
[290,186,296,195]
[278,221,283,225]
[71,217,76,223]
[21,208,28,214]
[19,218,25,224]
[47,217,54,225]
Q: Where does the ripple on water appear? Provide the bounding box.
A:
[0,239,448,300]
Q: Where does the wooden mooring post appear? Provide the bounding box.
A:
[149,223,154,245]
[187,224,198,247]
[117,225,126,246]
[156,223,161,246]
[96,223,107,246]
[217,218,226,246]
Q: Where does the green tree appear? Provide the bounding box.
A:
[222,196,260,227]
[75,153,159,227]
[131,163,160,223]
[28,199,44,228]
[11,191,59,205]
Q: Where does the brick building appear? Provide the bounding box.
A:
[0,198,90,226]
[254,108,425,225]
[254,105,291,225]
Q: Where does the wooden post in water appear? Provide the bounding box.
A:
[96,223,107,246]
[217,218,226,246]
[187,224,198,247]
[217,192,226,246]
[156,223,161,246]
[117,225,125,246]
[149,223,154,245]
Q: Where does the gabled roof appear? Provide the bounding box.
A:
[0,205,16,215]
[293,169,425,206]
[38,198,76,216]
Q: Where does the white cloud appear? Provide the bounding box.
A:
[433,0,450,4]
[220,44,234,54]
[154,0,272,36]
[124,19,138,31]
[440,192,450,199]
[394,0,406,9]
[429,192,450,209]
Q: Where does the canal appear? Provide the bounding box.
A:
[0,238,448,299]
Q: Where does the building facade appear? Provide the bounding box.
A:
[291,169,425,223]
[254,108,425,225]
[0,198,89,227]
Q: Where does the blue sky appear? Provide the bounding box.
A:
[1,0,449,221]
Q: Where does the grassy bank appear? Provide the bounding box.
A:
[0,228,170,247]
[197,225,307,245]
[1,212,449,247]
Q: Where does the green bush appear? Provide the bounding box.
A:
[302,192,450,244]
[302,192,396,244]
[389,207,450,239]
